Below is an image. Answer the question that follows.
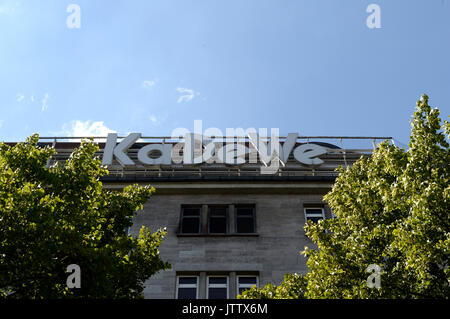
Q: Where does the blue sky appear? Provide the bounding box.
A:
[0,0,449,145]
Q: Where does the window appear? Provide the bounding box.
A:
[178,204,257,236]
[235,205,256,233]
[304,207,325,223]
[237,276,258,295]
[180,206,202,233]
[207,276,228,299]
[177,272,258,298]
[176,276,199,299]
[208,206,228,234]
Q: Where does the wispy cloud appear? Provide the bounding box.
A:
[41,93,49,111]
[16,93,47,110]
[0,120,4,129]
[176,87,197,103]
[141,78,159,89]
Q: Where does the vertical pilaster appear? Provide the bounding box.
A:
[202,204,208,233]
[229,204,235,234]
[229,271,237,299]
[199,272,207,299]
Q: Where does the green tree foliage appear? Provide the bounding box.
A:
[238,274,307,299]
[0,135,170,298]
[239,94,449,299]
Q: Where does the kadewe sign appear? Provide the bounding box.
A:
[101,133,327,174]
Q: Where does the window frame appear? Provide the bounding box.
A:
[330,208,336,219]
[236,275,259,296]
[176,275,199,299]
[304,207,326,224]
[180,205,202,234]
[207,206,229,234]
[234,205,256,234]
[206,275,229,299]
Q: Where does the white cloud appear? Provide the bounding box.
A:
[52,120,116,141]
[16,94,24,102]
[176,87,197,103]
[142,80,155,88]
[141,79,159,89]
[41,93,49,111]
[0,120,4,129]
[64,120,116,137]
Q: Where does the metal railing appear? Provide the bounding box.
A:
[35,135,394,178]
[37,135,393,141]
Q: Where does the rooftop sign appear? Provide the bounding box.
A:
[101,132,328,174]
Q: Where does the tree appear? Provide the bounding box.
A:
[0,135,170,298]
[238,273,307,299]
[238,94,449,298]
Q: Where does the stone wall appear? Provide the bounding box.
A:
[129,188,333,299]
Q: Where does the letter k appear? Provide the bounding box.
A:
[102,133,141,166]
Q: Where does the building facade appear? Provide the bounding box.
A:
[40,134,387,299]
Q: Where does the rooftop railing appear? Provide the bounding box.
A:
[31,135,395,179]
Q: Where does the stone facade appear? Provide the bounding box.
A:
[124,182,334,299]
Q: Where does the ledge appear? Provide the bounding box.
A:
[176,233,260,238]
[101,175,337,183]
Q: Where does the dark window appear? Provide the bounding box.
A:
[208,206,228,233]
[235,205,256,233]
[238,276,257,285]
[307,216,323,223]
[208,288,227,299]
[207,276,228,299]
[178,288,197,299]
[237,276,258,295]
[209,277,227,285]
[305,208,325,223]
[179,277,197,285]
[177,276,198,299]
[180,206,201,233]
